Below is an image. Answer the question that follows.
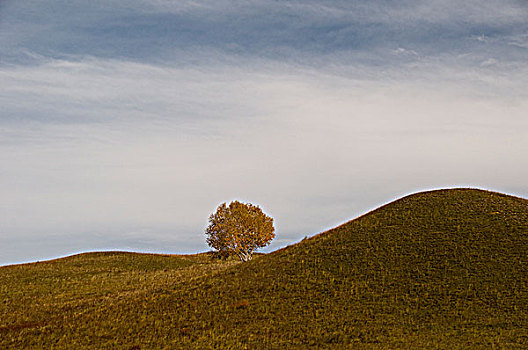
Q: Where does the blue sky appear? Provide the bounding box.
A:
[1,0,527,265]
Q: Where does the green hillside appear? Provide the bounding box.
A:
[1,189,527,348]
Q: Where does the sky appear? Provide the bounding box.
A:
[1,0,527,265]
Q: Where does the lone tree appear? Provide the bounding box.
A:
[205,201,275,262]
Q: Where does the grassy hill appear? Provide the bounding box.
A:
[1,188,527,348]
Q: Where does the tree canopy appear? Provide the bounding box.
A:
[205,201,275,262]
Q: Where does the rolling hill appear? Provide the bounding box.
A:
[1,188,527,348]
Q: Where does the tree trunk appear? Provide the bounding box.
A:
[238,250,253,262]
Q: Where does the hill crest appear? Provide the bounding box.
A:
[1,187,527,348]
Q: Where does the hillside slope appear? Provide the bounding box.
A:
[1,189,527,348]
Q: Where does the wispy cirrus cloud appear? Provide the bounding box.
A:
[1,0,527,63]
[1,55,527,265]
[0,0,527,265]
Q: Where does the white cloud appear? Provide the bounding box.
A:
[138,0,528,25]
[1,0,527,264]
[508,33,528,48]
[2,0,527,66]
[1,55,527,265]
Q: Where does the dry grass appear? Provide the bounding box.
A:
[1,189,527,348]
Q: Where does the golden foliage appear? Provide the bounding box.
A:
[206,201,275,261]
